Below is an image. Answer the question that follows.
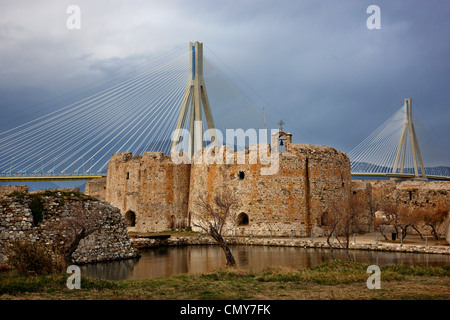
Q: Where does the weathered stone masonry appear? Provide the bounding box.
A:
[84,177,106,201]
[97,133,352,237]
[87,132,449,240]
[0,186,137,266]
[105,152,190,233]
[188,141,351,237]
[352,179,450,237]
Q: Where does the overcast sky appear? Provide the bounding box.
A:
[1,0,449,158]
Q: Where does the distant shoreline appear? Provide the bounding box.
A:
[0,180,87,192]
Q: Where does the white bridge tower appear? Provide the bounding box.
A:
[392,98,427,180]
[170,42,217,158]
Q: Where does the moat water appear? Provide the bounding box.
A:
[80,245,450,281]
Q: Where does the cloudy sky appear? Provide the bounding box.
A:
[1,0,449,159]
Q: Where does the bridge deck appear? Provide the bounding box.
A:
[351,173,450,181]
[0,175,105,182]
[1,174,448,182]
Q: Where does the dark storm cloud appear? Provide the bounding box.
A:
[0,0,449,159]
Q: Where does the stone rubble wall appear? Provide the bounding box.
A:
[0,185,28,196]
[0,190,137,266]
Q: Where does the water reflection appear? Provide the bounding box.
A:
[80,245,450,281]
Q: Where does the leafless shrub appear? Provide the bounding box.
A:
[371,213,391,240]
[397,206,424,240]
[421,206,449,240]
[376,201,424,240]
[194,190,237,267]
[6,240,65,276]
[322,197,365,259]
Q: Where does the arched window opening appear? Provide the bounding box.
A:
[125,210,136,227]
[239,171,245,180]
[237,212,249,226]
[321,212,329,226]
[279,137,285,152]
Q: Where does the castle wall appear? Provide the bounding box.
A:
[447,221,450,244]
[363,180,450,237]
[99,142,449,241]
[369,180,397,210]
[188,142,351,237]
[393,181,449,237]
[350,180,373,232]
[388,181,449,209]
[369,180,449,210]
[84,177,107,201]
[105,152,191,233]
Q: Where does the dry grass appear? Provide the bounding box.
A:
[1,260,449,300]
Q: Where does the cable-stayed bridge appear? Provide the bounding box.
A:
[0,42,449,182]
[0,42,279,182]
[349,98,450,181]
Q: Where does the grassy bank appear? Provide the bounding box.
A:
[0,260,449,300]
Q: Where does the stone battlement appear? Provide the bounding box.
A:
[90,136,352,237]
[85,135,449,241]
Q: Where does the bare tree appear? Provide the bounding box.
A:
[397,206,414,240]
[376,201,424,241]
[409,208,425,239]
[49,202,103,266]
[321,208,340,259]
[378,201,401,239]
[400,206,426,239]
[323,197,365,259]
[194,191,237,267]
[371,214,391,240]
[421,206,449,240]
[390,206,423,240]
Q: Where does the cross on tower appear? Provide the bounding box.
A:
[278,120,285,132]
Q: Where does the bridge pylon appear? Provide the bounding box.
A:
[391,98,427,181]
[170,42,217,158]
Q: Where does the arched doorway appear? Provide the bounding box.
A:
[125,210,136,227]
[237,212,249,226]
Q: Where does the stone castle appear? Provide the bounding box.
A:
[85,132,450,239]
